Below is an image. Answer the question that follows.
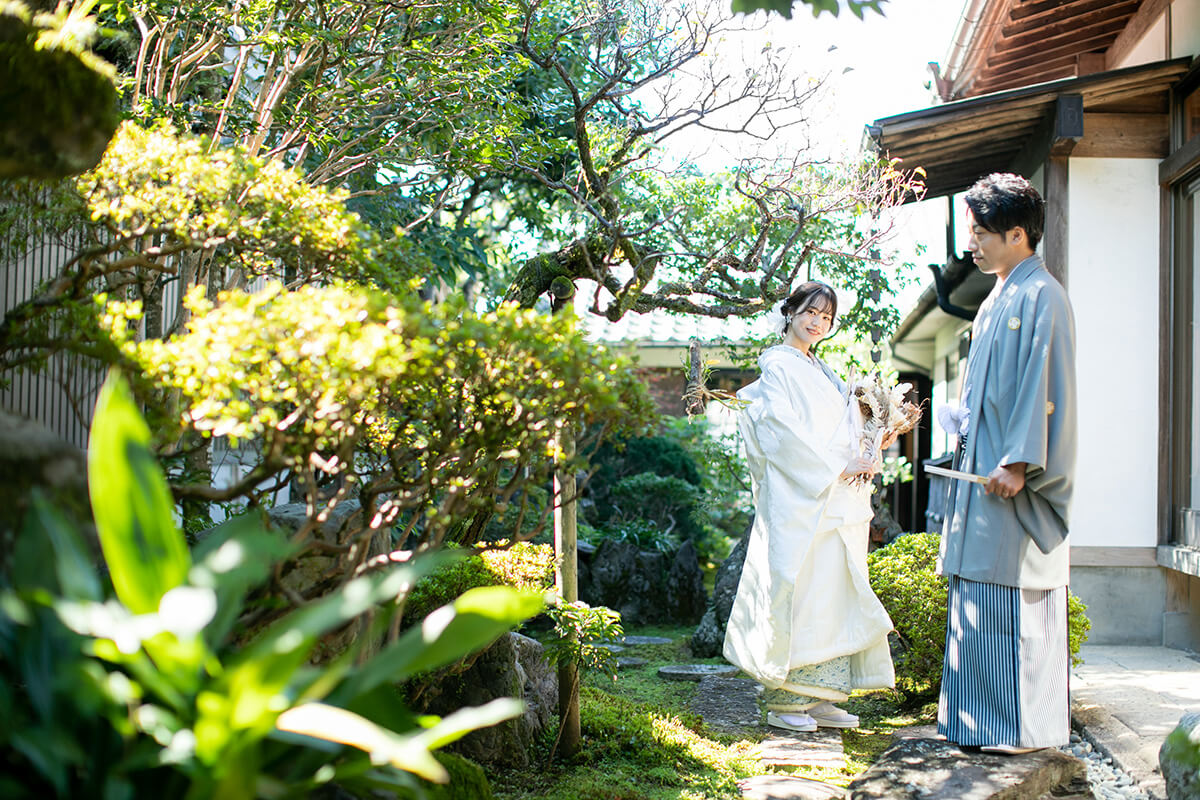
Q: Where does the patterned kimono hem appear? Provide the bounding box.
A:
[762,656,852,712]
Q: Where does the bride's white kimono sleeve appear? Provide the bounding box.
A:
[723,346,894,692]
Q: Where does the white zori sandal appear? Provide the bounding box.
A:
[807,702,859,729]
[766,711,817,732]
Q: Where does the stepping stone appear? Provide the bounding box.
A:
[756,727,846,769]
[847,738,1086,800]
[597,643,625,653]
[688,676,762,736]
[739,775,846,799]
[617,657,648,670]
[621,635,673,646]
[658,663,740,681]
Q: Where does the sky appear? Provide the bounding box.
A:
[658,0,971,305]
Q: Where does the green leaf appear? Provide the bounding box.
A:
[87,368,190,614]
[189,513,294,646]
[331,585,543,705]
[275,703,449,782]
[30,491,102,601]
[410,697,523,750]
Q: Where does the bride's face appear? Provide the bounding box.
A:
[790,301,834,346]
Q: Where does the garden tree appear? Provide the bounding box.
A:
[2,0,923,379]
[100,275,653,609]
[730,0,886,20]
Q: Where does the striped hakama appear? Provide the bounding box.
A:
[937,576,1070,748]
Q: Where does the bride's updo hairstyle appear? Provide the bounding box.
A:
[780,281,838,336]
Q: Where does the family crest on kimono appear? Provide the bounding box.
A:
[723,281,896,734]
[937,173,1078,755]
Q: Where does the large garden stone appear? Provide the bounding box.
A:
[688,675,761,737]
[666,539,708,625]
[691,529,750,657]
[580,538,708,626]
[411,632,557,768]
[846,738,1088,799]
[1160,711,1200,800]
[0,410,94,577]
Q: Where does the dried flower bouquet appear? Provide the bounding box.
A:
[847,370,923,486]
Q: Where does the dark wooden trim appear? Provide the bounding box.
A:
[1161,135,1200,186]
[1158,181,1174,547]
[1044,157,1069,287]
[1070,546,1158,568]
[1106,0,1169,70]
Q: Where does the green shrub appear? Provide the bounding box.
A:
[867,531,1091,701]
[403,542,556,625]
[868,532,948,699]
[0,371,543,799]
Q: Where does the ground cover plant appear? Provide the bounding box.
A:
[488,623,936,799]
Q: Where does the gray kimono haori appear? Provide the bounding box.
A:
[937,254,1078,748]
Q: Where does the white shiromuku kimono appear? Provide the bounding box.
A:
[723,345,894,709]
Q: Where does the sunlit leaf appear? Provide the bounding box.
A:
[87,369,190,614]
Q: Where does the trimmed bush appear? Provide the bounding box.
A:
[868,532,948,699]
[403,542,555,626]
[867,531,1090,701]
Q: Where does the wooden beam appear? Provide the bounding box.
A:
[1070,546,1159,567]
[984,25,1127,78]
[1043,156,1069,287]
[1010,95,1083,177]
[1106,0,1169,70]
[954,0,1017,98]
[1076,52,1108,76]
[1003,0,1137,36]
[994,7,1134,53]
[1071,112,1169,158]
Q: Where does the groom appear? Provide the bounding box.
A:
[937,173,1077,754]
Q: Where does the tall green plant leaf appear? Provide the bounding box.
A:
[332,585,544,706]
[87,369,190,614]
[30,491,102,602]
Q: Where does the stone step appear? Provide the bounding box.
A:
[658,663,740,681]
[688,676,762,737]
[620,635,673,646]
[739,775,847,799]
[846,737,1091,800]
[756,727,846,769]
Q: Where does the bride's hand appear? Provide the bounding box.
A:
[841,454,876,480]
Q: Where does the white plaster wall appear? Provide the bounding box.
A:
[1068,159,1160,548]
[1171,0,1200,59]
[1114,15,1167,68]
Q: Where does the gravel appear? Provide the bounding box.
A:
[1060,732,1150,800]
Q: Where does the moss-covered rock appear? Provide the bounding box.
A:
[0,2,119,178]
[424,752,494,800]
[1161,711,1200,800]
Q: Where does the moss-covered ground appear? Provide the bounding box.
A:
[489,624,937,800]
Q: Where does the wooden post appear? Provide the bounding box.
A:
[549,275,580,758]
[553,424,580,757]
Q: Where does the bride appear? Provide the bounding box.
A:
[723,281,895,733]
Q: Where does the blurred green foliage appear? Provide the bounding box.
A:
[0,370,544,799]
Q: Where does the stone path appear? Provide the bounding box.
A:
[680,672,849,798]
